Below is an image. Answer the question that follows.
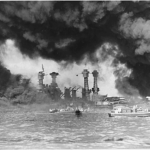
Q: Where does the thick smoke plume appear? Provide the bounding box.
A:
[0,40,130,98]
[0,1,150,97]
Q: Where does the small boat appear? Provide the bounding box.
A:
[49,108,74,114]
[75,109,82,117]
[108,105,150,117]
[49,109,59,113]
[96,101,112,106]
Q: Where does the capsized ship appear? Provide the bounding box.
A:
[108,105,150,117]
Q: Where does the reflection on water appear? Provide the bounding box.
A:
[0,109,150,149]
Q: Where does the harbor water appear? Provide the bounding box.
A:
[0,107,150,149]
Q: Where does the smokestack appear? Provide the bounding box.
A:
[71,87,76,100]
[50,72,59,87]
[64,87,71,100]
[82,69,91,101]
[38,71,45,92]
[92,70,100,102]
[71,87,80,101]
[72,89,76,100]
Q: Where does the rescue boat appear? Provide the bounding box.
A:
[108,105,150,117]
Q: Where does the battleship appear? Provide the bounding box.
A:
[37,65,128,111]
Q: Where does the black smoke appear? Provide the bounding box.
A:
[0,63,23,96]
[0,1,150,96]
[0,63,11,94]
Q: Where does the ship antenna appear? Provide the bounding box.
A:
[42,64,44,72]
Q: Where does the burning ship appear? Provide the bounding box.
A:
[37,65,128,106]
[77,69,128,106]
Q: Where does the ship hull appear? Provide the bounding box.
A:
[108,112,150,117]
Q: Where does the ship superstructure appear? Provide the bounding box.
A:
[38,65,46,92]
[82,69,91,101]
[91,70,100,102]
[38,66,127,104]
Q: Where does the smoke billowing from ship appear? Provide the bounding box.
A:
[0,40,131,97]
[0,1,150,97]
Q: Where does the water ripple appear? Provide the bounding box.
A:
[0,110,149,148]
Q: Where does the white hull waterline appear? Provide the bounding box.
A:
[108,112,150,117]
[108,105,150,117]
